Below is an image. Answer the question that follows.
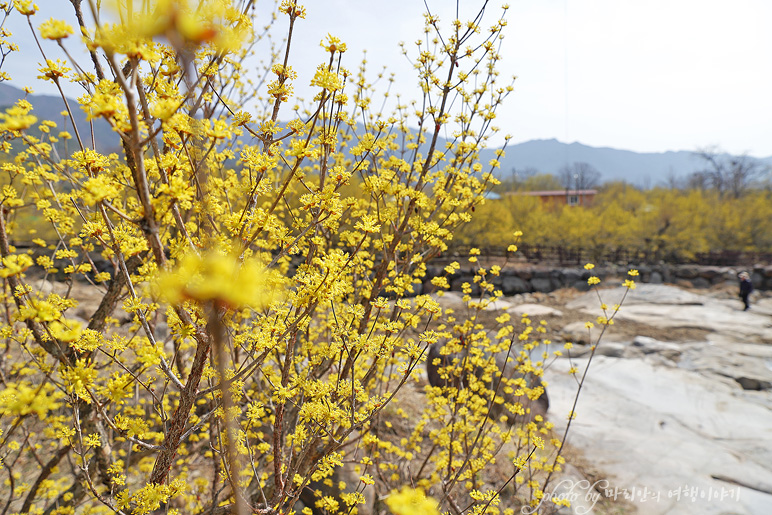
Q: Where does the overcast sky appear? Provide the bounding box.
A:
[5,0,772,157]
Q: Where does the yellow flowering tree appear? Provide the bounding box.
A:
[0,1,595,514]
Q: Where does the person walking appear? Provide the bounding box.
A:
[739,272,753,311]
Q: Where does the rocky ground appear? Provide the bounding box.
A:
[467,282,772,515]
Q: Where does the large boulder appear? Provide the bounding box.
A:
[507,303,563,318]
[531,277,553,293]
[502,275,530,295]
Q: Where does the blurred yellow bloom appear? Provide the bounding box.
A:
[0,101,37,131]
[384,486,439,515]
[49,318,83,343]
[156,251,284,309]
[107,0,250,51]
[0,382,63,419]
[13,0,37,16]
[38,18,74,40]
[0,253,33,277]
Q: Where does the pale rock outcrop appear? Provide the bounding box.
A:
[546,284,772,514]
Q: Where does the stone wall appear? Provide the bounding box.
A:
[418,263,772,296]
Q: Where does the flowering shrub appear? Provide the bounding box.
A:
[0,1,636,514]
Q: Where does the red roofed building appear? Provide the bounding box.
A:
[516,189,598,207]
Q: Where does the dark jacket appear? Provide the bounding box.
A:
[740,278,753,296]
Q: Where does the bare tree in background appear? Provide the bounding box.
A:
[684,170,711,191]
[693,146,769,198]
[500,165,540,191]
[558,162,602,190]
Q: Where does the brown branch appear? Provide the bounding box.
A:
[270,331,297,503]
[0,208,67,363]
[209,304,250,515]
[87,254,142,333]
[20,445,72,513]
[68,0,105,82]
[149,326,212,485]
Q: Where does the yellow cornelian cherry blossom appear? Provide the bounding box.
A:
[385,486,440,515]
[38,18,73,40]
[155,251,284,309]
[107,0,250,51]
[321,33,347,53]
[13,0,36,16]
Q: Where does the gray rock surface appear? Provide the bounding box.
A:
[502,275,530,294]
[507,303,563,318]
[567,284,772,342]
[545,283,772,515]
[532,277,553,292]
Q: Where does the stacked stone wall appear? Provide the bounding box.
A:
[415,264,772,296]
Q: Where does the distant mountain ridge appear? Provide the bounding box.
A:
[1,83,769,186]
[0,83,118,152]
[481,139,772,187]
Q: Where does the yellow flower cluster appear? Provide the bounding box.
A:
[310,64,344,92]
[13,0,37,16]
[0,100,36,131]
[60,359,98,403]
[0,382,63,418]
[38,18,73,40]
[385,486,440,515]
[107,0,251,51]
[155,251,284,309]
